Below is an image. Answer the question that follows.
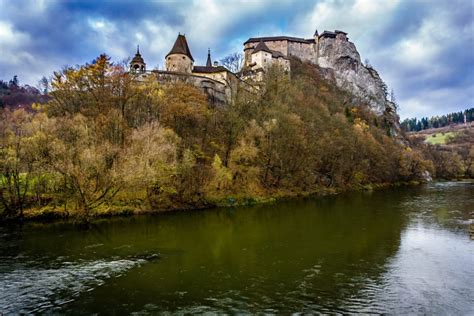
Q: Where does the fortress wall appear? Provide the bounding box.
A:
[244,40,289,66]
[193,71,228,85]
[244,43,254,66]
[153,71,228,105]
[288,42,317,63]
[264,40,289,56]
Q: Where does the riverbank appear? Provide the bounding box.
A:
[1,180,434,225]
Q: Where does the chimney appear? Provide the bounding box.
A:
[213,61,219,67]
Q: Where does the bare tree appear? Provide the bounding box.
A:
[220,52,244,73]
[390,88,396,103]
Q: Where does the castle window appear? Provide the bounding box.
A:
[182,56,185,59]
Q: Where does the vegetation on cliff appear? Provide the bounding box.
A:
[0,55,434,222]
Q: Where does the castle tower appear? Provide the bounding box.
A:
[251,40,273,70]
[129,45,146,73]
[165,34,194,73]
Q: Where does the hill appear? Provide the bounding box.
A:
[0,76,50,109]
[0,55,436,222]
[407,123,473,179]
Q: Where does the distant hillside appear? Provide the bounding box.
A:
[407,121,473,179]
[401,107,474,132]
[0,76,50,109]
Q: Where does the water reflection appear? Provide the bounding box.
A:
[0,182,472,314]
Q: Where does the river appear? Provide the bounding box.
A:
[1,181,473,314]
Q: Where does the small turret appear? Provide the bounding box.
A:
[130,45,146,73]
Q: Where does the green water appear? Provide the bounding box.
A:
[1,182,473,314]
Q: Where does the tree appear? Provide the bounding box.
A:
[390,88,397,108]
[9,75,19,88]
[220,52,244,73]
[0,109,31,218]
[38,76,50,94]
[117,122,179,206]
[47,114,122,221]
[0,109,50,218]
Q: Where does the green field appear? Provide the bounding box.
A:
[425,132,456,145]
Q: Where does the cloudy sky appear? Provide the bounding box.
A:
[0,0,472,119]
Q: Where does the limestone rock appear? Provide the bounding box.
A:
[317,36,386,114]
[316,35,400,134]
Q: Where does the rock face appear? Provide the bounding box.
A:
[316,34,395,117]
[242,30,399,129]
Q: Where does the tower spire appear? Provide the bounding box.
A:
[137,45,140,54]
[206,48,212,67]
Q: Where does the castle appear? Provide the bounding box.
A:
[129,34,240,104]
[242,30,350,76]
[128,29,390,115]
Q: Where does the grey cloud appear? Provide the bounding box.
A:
[0,0,472,119]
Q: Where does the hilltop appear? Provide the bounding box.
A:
[0,52,433,222]
[128,29,399,134]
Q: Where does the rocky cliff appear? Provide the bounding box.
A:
[316,34,399,131]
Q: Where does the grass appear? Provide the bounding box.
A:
[425,132,456,145]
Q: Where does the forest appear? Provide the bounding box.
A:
[401,108,474,132]
[0,55,461,222]
[0,76,50,109]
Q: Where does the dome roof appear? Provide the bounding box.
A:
[130,46,145,65]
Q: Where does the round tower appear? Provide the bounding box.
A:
[130,45,146,73]
[165,34,194,73]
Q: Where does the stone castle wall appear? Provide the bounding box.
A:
[244,39,317,66]
[151,71,228,105]
[263,40,289,56]
[244,40,290,66]
[287,41,317,63]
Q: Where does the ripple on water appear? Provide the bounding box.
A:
[0,258,145,313]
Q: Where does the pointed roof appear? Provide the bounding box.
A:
[206,48,212,67]
[253,40,272,54]
[166,34,194,61]
[130,45,145,65]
